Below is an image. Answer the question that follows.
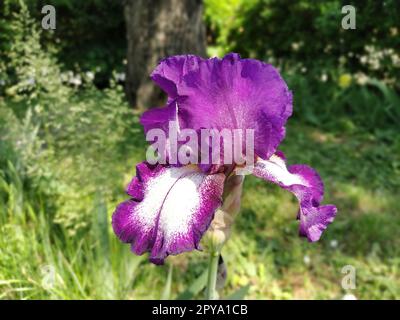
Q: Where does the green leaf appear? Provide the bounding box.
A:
[226,284,251,300]
[176,270,208,300]
[161,264,173,300]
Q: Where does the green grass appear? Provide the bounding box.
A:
[1,118,399,299]
[1,0,399,300]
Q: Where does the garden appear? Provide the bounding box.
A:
[0,0,399,299]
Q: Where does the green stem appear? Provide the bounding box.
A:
[206,250,220,300]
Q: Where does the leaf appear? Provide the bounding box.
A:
[0,279,25,285]
[226,284,251,300]
[161,264,173,300]
[176,270,208,300]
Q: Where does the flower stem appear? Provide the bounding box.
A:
[206,250,220,300]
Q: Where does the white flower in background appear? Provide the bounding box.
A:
[391,52,400,67]
[0,79,5,86]
[69,75,82,86]
[342,293,357,300]
[291,42,300,51]
[390,27,398,36]
[365,45,373,53]
[361,44,398,71]
[355,72,369,86]
[303,255,311,265]
[85,71,95,81]
[34,104,43,114]
[330,239,338,248]
[115,72,126,82]
[60,71,74,83]
[360,56,367,64]
[320,74,328,82]
[371,60,380,70]
[384,48,394,55]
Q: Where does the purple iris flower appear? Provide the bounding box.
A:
[112,53,337,265]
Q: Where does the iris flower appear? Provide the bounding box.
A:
[112,53,337,265]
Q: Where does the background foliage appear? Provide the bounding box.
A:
[0,0,125,86]
[0,0,399,299]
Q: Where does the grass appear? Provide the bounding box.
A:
[1,0,399,300]
[1,116,399,299]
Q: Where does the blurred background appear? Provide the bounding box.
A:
[0,0,399,299]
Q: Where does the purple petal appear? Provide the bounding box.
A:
[140,101,178,135]
[140,55,203,135]
[145,53,292,160]
[151,55,203,100]
[180,54,292,159]
[112,162,225,264]
[251,152,337,241]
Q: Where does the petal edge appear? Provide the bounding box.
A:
[251,152,337,241]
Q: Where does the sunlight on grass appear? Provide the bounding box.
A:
[1,0,399,301]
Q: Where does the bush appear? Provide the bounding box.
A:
[0,0,126,86]
[0,1,134,233]
[205,0,400,89]
[205,0,400,130]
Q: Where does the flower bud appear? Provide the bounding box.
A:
[206,174,244,251]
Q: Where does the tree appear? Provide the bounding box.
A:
[124,0,206,109]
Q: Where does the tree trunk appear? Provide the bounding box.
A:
[124,0,206,109]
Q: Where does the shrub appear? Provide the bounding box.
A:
[0,1,133,233]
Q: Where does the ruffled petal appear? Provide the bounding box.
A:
[151,55,202,100]
[112,162,225,264]
[145,53,292,161]
[180,53,292,159]
[251,152,337,241]
[140,101,179,135]
[140,55,202,135]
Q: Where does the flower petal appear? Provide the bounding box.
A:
[141,55,203,135]
[140,101,180,135]
[146,53,292,160]
[112,162,225,264]
[251,152,337,241]
[179,53,292,159]
[151,55,203,100]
